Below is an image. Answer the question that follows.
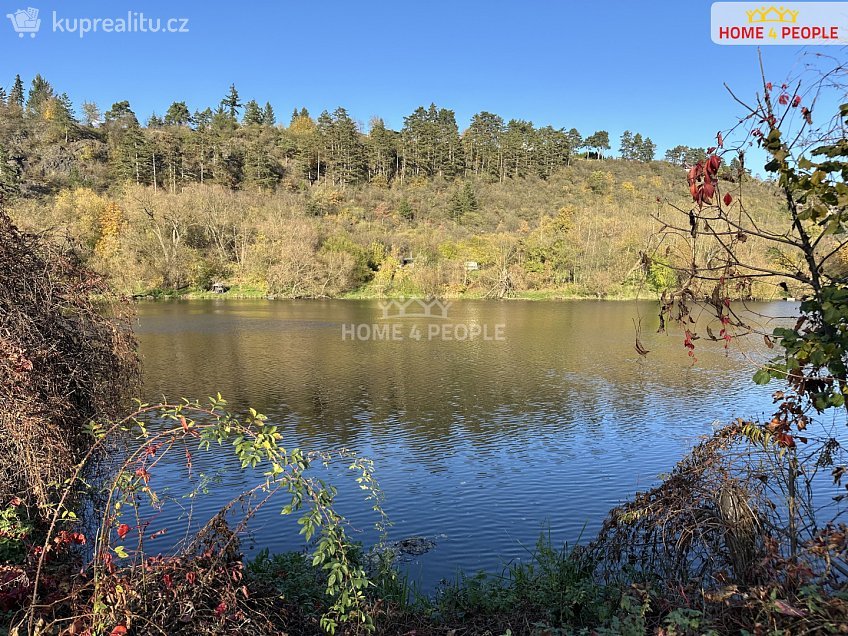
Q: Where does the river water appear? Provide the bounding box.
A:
[135,299,793,587]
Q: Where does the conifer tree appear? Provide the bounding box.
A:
[26,74,54,116]
[619,130,634,159]
[449,181,478,218]
[164,101,191,127]
[9,75,24,108]
[262,102,275,126]
[242,99,263,126]
[638,136,656,162]
[221,84,241,120]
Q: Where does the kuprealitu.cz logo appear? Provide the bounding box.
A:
[6,6,190,39]
[6,7,40,37]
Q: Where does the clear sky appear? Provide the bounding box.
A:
[1,0,843,157]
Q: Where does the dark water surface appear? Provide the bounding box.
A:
[135,299,793,587]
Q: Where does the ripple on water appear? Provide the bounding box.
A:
[135,299,787,590]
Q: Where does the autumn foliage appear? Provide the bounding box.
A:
[0,209,138,513]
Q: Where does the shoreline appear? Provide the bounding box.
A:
[132,290,791,303]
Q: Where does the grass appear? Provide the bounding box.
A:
[132,282,271,300]
[238,533,645,635]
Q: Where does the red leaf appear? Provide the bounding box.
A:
[792,95,801,107]
[110,627,128,636]
[723,193,733,206]
[702,182,715,204]
[778,93,789,105]
[215,601,228,617]
[117,524,131,540]
[801,107,812,125]
[777,433,796,449]
[716,131,724,148]
[765,82,773,91]
[706,155,721,177]
[134,467,150,484]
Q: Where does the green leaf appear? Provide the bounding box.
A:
[753,368,771,385]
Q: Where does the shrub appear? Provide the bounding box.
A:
[0,210,138,515]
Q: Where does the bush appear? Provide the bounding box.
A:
[0,210,138,515]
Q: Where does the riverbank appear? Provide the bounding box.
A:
[131,282,788,302]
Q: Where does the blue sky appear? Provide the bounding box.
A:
[0,0,842,158]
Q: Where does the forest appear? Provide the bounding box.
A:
[2,73,780,300]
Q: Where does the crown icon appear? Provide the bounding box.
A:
[378,297,452,320]
[746,5,799,23]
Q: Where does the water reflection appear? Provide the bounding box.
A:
[136,299,790,587]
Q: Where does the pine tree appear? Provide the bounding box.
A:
[503,119,536,179]
[664,145,687,166]
[619,130,634,159]
[0,87,6,106]
[638,136,656,162]
[585,131,610,159]
[631,133,643,161]
[9,75,24,108]
[327,107,365,186]
[47,93,77,142]
[465,111,505,179]
[243,124,280,189]
[436,107,463,177]
[191,108,214,183]
[449,182,478,219]
[242,100,263,126]
[565,128,582,165]
[262,102,275,126]
[104,101,148,183]
[683,146,707,166]
[164,101,191,127]
[366,118,397,182]
[26,74,55,116]
[221,84,241,120]
[398,198,414,221]
[533,125,571,177]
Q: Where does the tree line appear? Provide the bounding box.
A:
[0,74,668,198]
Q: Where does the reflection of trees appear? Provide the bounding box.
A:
[138,299,783,468]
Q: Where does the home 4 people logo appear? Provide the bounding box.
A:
[7,7,40,38]
[711,2,847,44]
[378,297,453,320]
[341,297,506,342]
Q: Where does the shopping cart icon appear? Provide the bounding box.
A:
[6,7,41,38]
